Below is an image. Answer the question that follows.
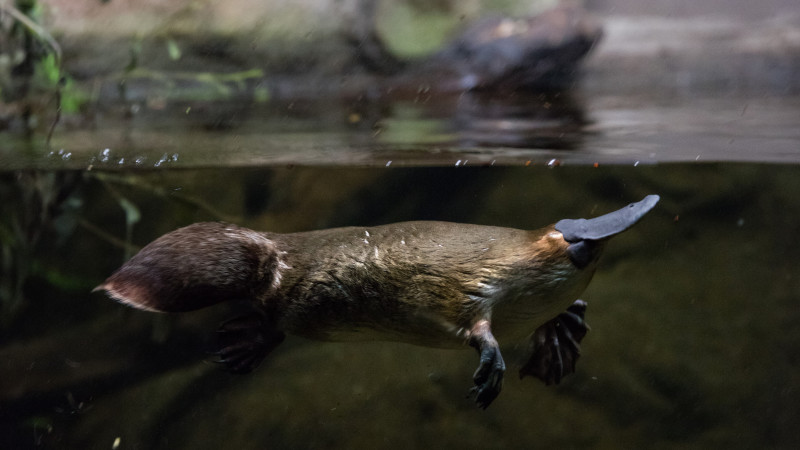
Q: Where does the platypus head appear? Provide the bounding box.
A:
[554,195,660,269]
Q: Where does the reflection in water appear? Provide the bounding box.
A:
[450,91,588,150]
[2,87,797,171]
[342,89,588,153]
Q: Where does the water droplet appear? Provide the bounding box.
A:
[385,161,392,167]
[118,158,125,165]
[455,160,462,167]
[154,153,168,167]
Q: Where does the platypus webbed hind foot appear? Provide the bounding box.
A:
[468,319,506,409]
[212,313,285,374]
[520,300,589,384]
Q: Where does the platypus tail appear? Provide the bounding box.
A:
[94,222,282,312]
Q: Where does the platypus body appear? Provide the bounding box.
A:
[97,195,659,408]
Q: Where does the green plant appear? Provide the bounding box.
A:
[0,0,83,136]
[32,52,83,114]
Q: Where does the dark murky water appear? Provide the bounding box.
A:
[2,76,800,449]
[2,162,799,449]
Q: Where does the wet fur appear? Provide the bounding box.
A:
[96,196,658,408]
[99,221,593,346]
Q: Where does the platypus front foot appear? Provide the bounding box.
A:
[468,319,506,409]
[520,299,589,384]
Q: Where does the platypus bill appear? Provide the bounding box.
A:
[96,195,659,409]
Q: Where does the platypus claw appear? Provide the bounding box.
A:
[468,321,506,409]
[469,359,505,409]
[520,299,589,384]
[212,313,285,374]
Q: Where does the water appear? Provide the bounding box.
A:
[2,90,798,170]
[2,27,800,450]
[2,158,799,448]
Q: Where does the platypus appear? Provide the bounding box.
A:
[96,195,659,408]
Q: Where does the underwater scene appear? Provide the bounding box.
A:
[2,162,800,449]
[1,0,799,449]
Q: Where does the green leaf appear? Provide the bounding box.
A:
[35,53,61,86]
[59,77,85,114]
[166,39,182,61]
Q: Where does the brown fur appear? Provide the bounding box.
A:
[96,196,657,409]
[98,221,596,346]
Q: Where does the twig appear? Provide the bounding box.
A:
[1,1,65,145]
[78,218,141,255]
[0,1,62,64]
